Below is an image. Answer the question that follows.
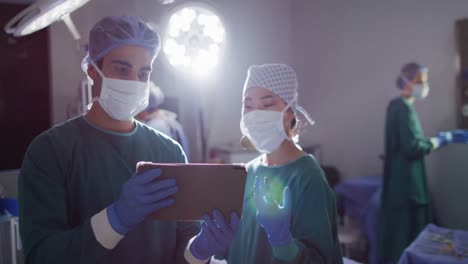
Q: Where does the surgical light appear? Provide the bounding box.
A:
[4,0,90,40]
[163,4,225,76]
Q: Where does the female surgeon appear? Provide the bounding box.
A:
[221,64,343,263]
[378,62,458,263]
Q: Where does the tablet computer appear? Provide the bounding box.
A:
[136,162,248,221]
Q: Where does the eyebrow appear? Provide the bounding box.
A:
[260,95,274,100]
[110,60,132,68]
[243,95,275,102]
[111,60,152,72]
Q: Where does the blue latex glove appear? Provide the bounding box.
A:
[254,176,292,246]
[452,129,468,143]
[436,131,453,147]
[190,209,240,260]
[107,168,178,235]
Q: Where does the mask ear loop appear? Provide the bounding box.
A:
[86,96,99,111]
[89,60,105,78]
[87,60,105,110]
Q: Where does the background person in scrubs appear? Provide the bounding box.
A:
[378,62,457,263]
[135,81,190,159]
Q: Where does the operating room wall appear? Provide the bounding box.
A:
[291,0,468,229]
[48,0,292,162]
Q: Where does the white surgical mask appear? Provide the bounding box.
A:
[240,109,289,154]
[90,61,149,120]
[400,74,430,100]
[411,83,430,100]
[240,94,315,154]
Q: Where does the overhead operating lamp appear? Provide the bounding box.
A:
[4,0,90,40]
[163,4,226,77]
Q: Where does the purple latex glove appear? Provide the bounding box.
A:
[452,129,468,143]
[190,209,240,260]
[107,168,178,235]
[254,176,292,246]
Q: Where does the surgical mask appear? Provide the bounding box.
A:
[240,94,316,154]
[411,83,430,100]
[400,74,430,100]
[90,61,149,121]
[240,97,304,154]
[240,108,290,154]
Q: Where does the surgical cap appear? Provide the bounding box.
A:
[146,81,165,112]
[243,64,298,110]
[396,62,428,89]
[81,16,161,72]
[243,63,315,125]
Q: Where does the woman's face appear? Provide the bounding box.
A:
[243,86,286,113]
[243,86,296,135]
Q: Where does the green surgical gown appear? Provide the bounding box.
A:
[222,154,343,264]
[19,115,199,264]
[378,97,433,262]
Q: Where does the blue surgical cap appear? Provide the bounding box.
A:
[81,16,161,72]
[396,62,428,89]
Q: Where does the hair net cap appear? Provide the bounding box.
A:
[396,62,428,89]
[243,64,298,110]
[146,81,165,112]
[81,16,161,73]
[243,63,315,126]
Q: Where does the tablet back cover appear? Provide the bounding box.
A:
[137,162,248,221]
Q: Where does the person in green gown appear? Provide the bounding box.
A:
[218,64,343,263]
[19,16,236,264]
[378,62,456,263]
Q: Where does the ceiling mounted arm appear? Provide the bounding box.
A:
[4,0,90,39]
